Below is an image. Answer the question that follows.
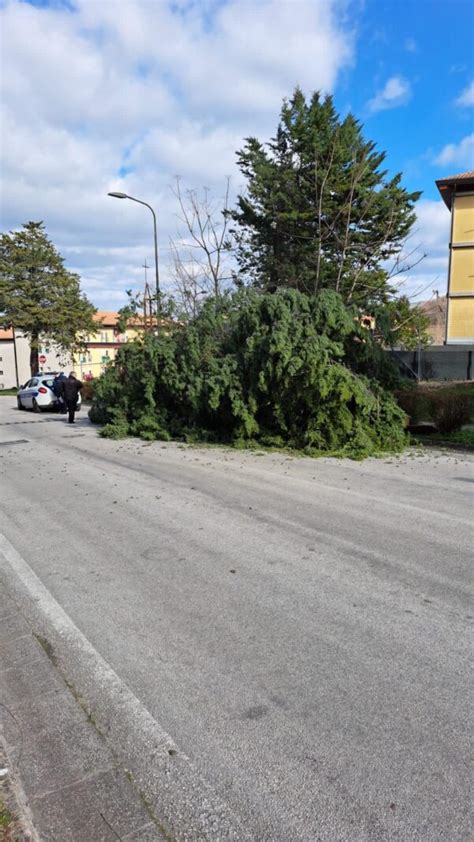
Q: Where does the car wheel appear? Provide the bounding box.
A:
[32,398,41,413]
[17,397,24,410]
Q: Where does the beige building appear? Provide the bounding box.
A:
[0,310,168,389]
[72,311,144,379]
[0,328,28,389]
[436,170,474,343]
[418,297,447,345]
[0,328,70,389]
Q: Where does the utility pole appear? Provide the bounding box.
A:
[142,259,149,286]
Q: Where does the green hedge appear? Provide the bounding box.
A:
[396,384,474,433]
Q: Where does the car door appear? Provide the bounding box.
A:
[18,379,31,407]
[21,378,38,408]
[42,378,56,406]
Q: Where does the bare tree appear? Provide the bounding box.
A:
[168,240,207,319]
[169,177,234,314]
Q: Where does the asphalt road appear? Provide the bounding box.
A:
[0,399,472,840]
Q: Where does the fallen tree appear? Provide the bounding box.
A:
[89,289,407,458]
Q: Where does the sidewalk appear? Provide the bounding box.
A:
[1,739,38,841]
[0,601,165,841]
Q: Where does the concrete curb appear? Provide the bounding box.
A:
[0,533,250,841]
[0,587,166,840]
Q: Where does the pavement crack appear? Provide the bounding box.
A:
[30,766,114,803]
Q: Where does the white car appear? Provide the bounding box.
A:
[17,374,82,413]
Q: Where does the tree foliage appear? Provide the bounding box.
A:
[0,222,96,375]
[372,296,431,350]
[90,289,407,458]
[230,88,420,310]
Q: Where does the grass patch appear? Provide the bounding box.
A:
[0,389,18,396]
[0,801,14,829]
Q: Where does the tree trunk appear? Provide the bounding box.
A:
[30,334,39,377]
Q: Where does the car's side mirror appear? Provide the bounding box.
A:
[18,385,24,390]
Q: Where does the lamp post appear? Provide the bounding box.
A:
[108,192,160,317]
[12,325,19,388]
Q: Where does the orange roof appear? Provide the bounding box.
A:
[0,328,14,340]
[437,169,474,183]
[436,170,474,209]
[93,311,119,326]
[93,310,173,329]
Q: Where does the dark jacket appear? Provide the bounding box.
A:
[52,373,66,397]
[62,376,83,402]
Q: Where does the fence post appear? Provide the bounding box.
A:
[417,346,422,380]
[468,350,472,381]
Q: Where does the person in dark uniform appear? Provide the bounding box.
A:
[52,372,67,413]
[61,372,83,424]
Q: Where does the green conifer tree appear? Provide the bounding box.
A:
[231,88,421,310]
[0,222,96,375]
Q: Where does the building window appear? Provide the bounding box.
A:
[101,332,108,342]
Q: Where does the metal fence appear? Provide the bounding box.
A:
[390,345,473,381]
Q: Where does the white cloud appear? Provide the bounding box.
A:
[393,200,450,300]
[0,0,354,308]
[404,37,417,53]
[455,81,474,107]
[367,76,412,113]
[434,134,474,167]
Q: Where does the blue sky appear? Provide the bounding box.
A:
[340,0,474,201]
[1,0,473,308]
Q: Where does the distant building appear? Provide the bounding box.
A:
[72,311,129,379]
[0,328,70,389]
[418,297,447,345]
[0,310,171,389]
[72,310,170,379]
[0,328,28,389]
[436,170,474,343]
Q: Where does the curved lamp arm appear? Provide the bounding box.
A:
[108,192,160,314]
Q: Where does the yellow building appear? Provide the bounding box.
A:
[436,170,474,344]
[73,311,166,379]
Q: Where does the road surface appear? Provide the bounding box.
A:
[0,398,472,840]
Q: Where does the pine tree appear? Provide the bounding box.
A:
[0,221,97,375]
[231,88,421,309]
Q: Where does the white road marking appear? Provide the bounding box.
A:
[0,531,178,753]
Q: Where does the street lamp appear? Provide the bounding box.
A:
[108,191,161,317]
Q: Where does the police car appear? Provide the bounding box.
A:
[17,374,81,413]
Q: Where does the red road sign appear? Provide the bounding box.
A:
[39,355,47,364]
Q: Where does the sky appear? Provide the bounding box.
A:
[1,0,473,309]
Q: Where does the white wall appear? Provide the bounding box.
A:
[37,338,72,379]
[0,334,29,388]
[0,333,71,389]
